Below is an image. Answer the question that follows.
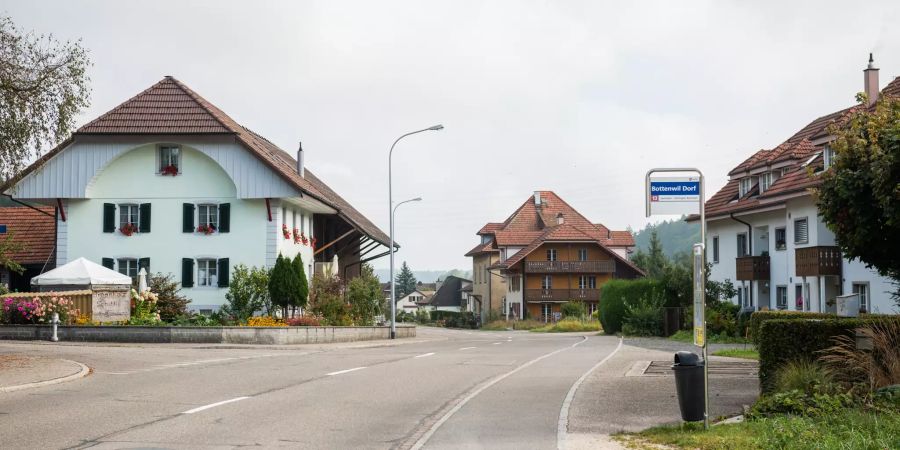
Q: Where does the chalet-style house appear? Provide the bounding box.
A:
[421,275,473,313]
[696,56,896,314]
[468,191,642,322]
[1,77,391,311]
[0,206,56,292]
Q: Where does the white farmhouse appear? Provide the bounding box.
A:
[696,57,897,314]
[1,77,391,312]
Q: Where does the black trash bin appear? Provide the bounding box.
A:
[672,351,705,422]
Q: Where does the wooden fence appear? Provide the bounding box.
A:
[3,290,94,317]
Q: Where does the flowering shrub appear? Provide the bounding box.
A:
[1,296,80,324]
[285,315,322,327]
[120,223,139,236]
[129,289,161,325]
[293,228,301,244]
[245,316,286,327]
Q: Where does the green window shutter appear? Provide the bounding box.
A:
[218,203,230,233]
[217,258,230,287]
[182,258,194,288]
[101,257,114,269]
[103,203,116,233]
[138,257,150,274]
[182,203,195,233]
[139,203,151,233]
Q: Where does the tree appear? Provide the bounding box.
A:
[222,265,269,321]
[347,264,383,325]
[1,16,91,180]
[148,272,190,322]
[291,254,309,314]
[632,230,668,278]
[268,254,293,318]
[818,94,900,298]
[395,261,417,299]
[0,233,24,276]
[309,273,349,325]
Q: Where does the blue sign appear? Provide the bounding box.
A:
[650,181,700,196]
[647,176,701,215]
[0,225,6,233]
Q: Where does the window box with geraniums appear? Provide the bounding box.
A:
[161,164,179,176]
[293,228,301,244]
[197,224,216,235]
[120,223,139,236]
[282,224,291,240]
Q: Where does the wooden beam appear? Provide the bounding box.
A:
[314,229,356,255]
[359,250,391,264]
[333,233,363,257]
[354,239,378,256]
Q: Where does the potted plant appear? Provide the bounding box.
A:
[197,223,216,235]
[161,165,179,176]
[120,223,138,236]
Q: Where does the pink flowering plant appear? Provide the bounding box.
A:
[129,289,161,325]
[1,296,80,325]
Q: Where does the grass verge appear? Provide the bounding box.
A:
[618,408,900,449]
[669,329,750,344]
[711,348,759,360]
[530,319,602,333]
[481,320,545,331]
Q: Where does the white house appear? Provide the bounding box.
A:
[1,77,391,312]
[396,289,432,313]
[697,57,897,315]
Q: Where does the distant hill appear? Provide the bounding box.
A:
[632,217,700,258]
[374,269,472,283]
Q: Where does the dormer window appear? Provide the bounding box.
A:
[759,172,773,193]
[158,145,181,175]
[738,177,753,197]
[823,146,835,169]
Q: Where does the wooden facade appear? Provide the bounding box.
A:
[735,255,770,281]
[795,246,842,277]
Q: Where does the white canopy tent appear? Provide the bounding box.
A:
[32,257,132,290]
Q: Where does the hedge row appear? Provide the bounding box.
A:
[598,278,662,334]
[758,316,900,393]
[748,311,833,345]
[429,310,460,321]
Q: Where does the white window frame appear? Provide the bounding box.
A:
[712,236,719,263]
[577,248,588,261]
[541,303,552,322]
[736,233,748,257]
[117,258,139,279]
[119,203,139,230]
[541,275,552,290]
[197,258,218,287]
[795,284,804,311]
[578,275,596,290]
[852,282,869,312]
[157,144,181,174]
[824,146,835,169]
[794,217,809,244]
[759,172,773,193]
[774,227,787,251]
[197,204,219,231]
[739,177,753,197]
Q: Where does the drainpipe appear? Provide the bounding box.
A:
[730,213,753,309]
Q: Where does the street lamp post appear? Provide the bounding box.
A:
[390,197,422,338]
[389,125,443,339]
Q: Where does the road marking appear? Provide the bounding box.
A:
[459,347,476,350]
[182,396,249,414]
[492,342,502,345]
[414,352,435,358]
[327,366,367,376]
[557,337,623,450]
[410,336,588,450]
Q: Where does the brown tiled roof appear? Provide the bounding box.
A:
[1,77,391,247]
[0,207,55,264]
[464,241,498,257]
[477,222,503,235]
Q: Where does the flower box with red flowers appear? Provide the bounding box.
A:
[120,223,139,236]
[293,228,301,244]
[161,165,179,176]
[282,224,291,240]
[197,224,216,235]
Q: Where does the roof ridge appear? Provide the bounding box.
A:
[76,78,172,133]
[166,76,235,134]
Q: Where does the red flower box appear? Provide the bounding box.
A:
[282,224,291,240]
[197,224,216,235]
[120,223,138,236]
[161,165,179,176]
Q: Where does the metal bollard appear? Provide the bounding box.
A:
[51,312,59,342]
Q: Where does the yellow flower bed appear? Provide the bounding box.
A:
[245,316,286,327]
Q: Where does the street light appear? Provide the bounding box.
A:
[390,197,423,337]
[389,125,443,339]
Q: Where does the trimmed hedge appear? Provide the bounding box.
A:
[599,279,662,334]
[749,311,833,345]
[758,316,900,393]
[430,310,460,321]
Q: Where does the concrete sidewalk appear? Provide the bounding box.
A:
[0,354,89,392]
[566,340,759,448]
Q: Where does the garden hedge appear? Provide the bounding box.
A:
[598,278,662,334]
[748,311,833,345]
[757,316,900,393]
[429,310,461,321]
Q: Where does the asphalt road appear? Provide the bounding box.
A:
[0,328,623,450]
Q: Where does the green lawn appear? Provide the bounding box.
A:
[618,409,900,449]
[711,348,759,360]
[669,329,750,344]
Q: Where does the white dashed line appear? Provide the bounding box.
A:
[415,352,436,358]
[182,397,249,414]
[327,366,367,376]
[492,342,502,345]
[459,347,476,350]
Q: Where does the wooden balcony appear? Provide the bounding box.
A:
[796,246,842,277]
[736,255,770,281]
[525,289,601,302]
[524,260,615,273]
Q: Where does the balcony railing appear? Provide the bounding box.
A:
[796,246,842,277]
[736,255,770,281]
[525,289,600,302]
[524,260,615,273]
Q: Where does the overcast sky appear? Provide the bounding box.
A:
[4,1,900,271]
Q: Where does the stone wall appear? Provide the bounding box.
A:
[0,325,416,344]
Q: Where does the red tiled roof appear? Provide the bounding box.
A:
[464,241,498,257]
[0,207,55,264]
[1,77,391,247]
[477,223,503,235]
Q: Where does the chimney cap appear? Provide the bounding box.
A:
[867,53,877,70]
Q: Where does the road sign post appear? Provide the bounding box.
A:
[646,168,709,430]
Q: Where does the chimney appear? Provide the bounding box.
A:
[556,213,564,225]
[864,53,879,107]
[534,191,541,207]
[297,141,305,178]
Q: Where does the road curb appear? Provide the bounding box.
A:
[0,359,90,393]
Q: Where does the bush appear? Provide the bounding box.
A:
[285,315,321,327]
[169,313,223,327]
[622,295,663,336]
[1,295,80,324]
[346,264,382,326]
[430,310,461,322]
[560,301,587,319]
[149,273,190,322]
[749,311,834,345]
[511,319,545,330]
[222,265,269,322]
[532,319,602,333]
[599,278,663,334]
[309,273,350,326]
[773,359,836,395]
[748,389,857,419]
[129,289,161,325]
